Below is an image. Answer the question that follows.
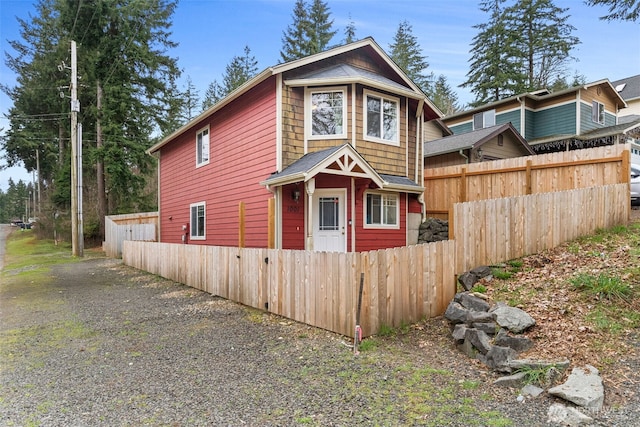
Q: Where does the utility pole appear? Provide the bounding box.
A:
[69,40,83,257]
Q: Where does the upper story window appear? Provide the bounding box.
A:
[364,191,399,229]
[364,90,399,145]
[307,87,346,139]
[190,201,206,240]
[473,109,495,130]
[196,126,210,167]
[592,101,605,125]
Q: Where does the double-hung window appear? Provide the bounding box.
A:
[364,90,399,145]
[364,192,399,229]
[190,202,206,240]
[473,109,496,130]
[307,88,346,138]
[196,126,210,167]
[592,101,605,125]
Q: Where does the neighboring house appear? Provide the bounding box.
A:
[613,75,640,120]
[442,80,629,153]
[612,75,640,161]
[424,123,534,169]
[147,38,442,252]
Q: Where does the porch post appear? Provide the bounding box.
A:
[306,178,315,250]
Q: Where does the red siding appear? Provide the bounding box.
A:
[159,78,277,247]
[354,190,407,252]
[281,183,305,250]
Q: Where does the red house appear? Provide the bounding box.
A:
[147,38,442,252]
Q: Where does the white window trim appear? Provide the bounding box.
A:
[473,109,496,130]
[305,86,348,140]
[363,89,400,146]
[196,125,210,168]
[592,101,605,125]
[190,201,206,240]
[363,190,400,230]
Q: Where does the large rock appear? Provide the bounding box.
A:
[490,303,536,333]
[464,329,492,355]
[547,403,593,426]
[444,301,468,324]
[456,292,491,312]
[548,365,604,411]
[494,328,533,353]
[483,345,517,372]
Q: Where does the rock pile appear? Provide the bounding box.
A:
[417,218,449,243]
[445,266,606,426]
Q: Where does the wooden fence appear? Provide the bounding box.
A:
[425,144,630,220]
[104,212,158,258]
[452,184,629,273]
[123,240,457,338]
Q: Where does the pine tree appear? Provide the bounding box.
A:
[280,0,336,62]
[504,0,579,90]
[586,0,640,21]
[3,0,182,240]
[461,0,526,105]
[343,14,356,44]
[431,75,461,116]
[388,20,432,95]
[201,46,259,110]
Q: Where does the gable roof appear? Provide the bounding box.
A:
[443,79,627,121]
[613,75,640,101]
[423,123,534,157]
[261,143,423,193]
[148,37,441,155]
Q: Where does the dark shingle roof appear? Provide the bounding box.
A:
[265,145,343,181]
[294,63,411,93]
[424,124,533,157]
[613,75,640,101]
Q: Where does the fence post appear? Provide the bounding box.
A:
[460,167,467,202]
[526,159,532,195]
[239,202,245,248]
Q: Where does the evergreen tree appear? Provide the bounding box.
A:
[307,0,336,54]
[3,0,181,240]
[201,46,259,110]
[586,0,639,21]
[431,75,461,116]
[280,0,336,62]
[343,14,356,44]
[461,0,526,105]
[504,0,579,91]
[181,76,200,122]
[388,20,433,95]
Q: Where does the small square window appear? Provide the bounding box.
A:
[190,202,206,240]
[196,127,209,167]
[364,192,399,228]
[307,88,346,139]
[473,109,496,130]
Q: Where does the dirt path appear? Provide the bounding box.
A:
[1,233,639,425]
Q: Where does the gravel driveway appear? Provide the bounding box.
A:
[1,252,638,426]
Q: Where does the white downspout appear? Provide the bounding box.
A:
[459,149,469,163]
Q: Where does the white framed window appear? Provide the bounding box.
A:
[473,109,496,130]
[306,87,347,139]
[196,126,210,167]
[190,202,206,240]
[364,191,399,229]
[364,89,399,145]
[592,101,605,125]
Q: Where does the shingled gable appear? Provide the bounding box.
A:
[147,37,441,155]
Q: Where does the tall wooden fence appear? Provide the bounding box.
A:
[123,240,457,338]
[452,184,629,273]
[105,212,158,258]
[425,144,630,220]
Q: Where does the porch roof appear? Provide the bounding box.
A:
[261,143,423,193]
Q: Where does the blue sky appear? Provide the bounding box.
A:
[1,0,639,191]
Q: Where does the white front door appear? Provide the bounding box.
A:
[312,189,346,252]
